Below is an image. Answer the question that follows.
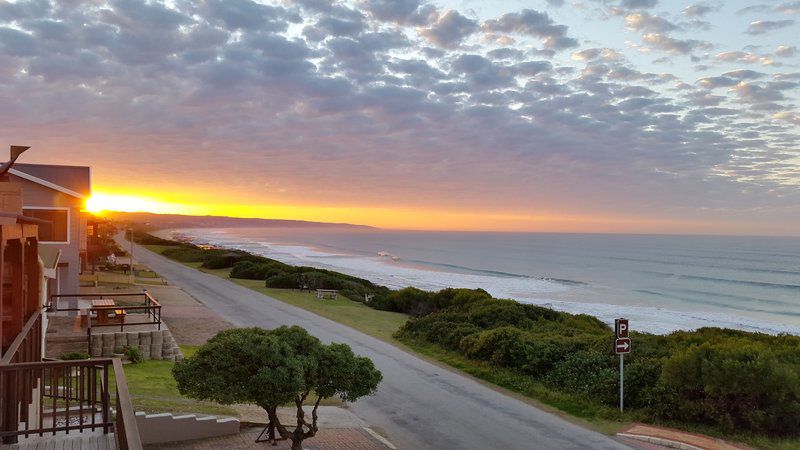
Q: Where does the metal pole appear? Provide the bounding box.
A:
[619,353,624,413]
[129,224,134,285]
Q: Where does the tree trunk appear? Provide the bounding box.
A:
[291,438,303,450]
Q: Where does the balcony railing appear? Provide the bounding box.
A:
[0,358,142,449]
[49,292,162,352]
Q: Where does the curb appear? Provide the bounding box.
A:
[363,427,397,449]
[617,433,704,450]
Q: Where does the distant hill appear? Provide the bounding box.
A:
[100,211,377,231]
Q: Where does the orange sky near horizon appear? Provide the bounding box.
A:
[85,190,791,236]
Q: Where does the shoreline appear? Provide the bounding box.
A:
[152,227,799,336]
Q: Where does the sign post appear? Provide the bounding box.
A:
[614,318,631,413]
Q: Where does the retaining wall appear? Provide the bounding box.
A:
[89,329,183,361]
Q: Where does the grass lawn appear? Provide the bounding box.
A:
[113,345,239,417]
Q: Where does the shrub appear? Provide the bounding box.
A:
[123,346,143,364]
[265,272,301,289]
[61,351,90,360]
[545,351,618,406]
[656,339,800,435]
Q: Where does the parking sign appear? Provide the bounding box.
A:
[615,318,629,338]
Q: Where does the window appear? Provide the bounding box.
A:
[22,208,69,243]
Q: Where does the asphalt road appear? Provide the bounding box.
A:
[121,235,630,450]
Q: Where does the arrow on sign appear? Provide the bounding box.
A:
[615,338,631,354]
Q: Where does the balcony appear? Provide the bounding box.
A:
[0,311,142,449]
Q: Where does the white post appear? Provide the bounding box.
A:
[129,224,135,285]
[619,353,624,413]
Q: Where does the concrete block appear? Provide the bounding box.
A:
[150,344,163,360]
[114,333,126,350]
[151,331,163,345]
[135,412,239,445]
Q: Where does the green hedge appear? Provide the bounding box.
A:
[395,299,800,437]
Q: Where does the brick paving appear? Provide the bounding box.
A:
[146,426,391,450]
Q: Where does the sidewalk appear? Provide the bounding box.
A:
[147,425,393,449]
[617,424,753,450]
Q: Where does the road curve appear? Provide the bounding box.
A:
[121,235,629,450]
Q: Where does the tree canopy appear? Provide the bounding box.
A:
[173,326,382,449]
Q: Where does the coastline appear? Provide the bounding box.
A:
[152,228,799,336]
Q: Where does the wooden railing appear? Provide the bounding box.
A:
[0,358,142,449]
[49,292,162,352]
[0,309,42,365]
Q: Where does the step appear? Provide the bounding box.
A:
[0,432,116,450]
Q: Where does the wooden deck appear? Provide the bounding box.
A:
[1,433,116,450]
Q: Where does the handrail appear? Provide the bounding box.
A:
[0,309,41,365]
[113,359,142,450]
[0,358,142,449]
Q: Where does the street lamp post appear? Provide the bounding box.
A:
[129,223,135,285]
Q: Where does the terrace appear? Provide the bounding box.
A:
[46,291,163,356]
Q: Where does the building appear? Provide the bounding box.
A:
[8,163,91,296]
[0,148,140,449]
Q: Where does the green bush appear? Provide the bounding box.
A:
[61,351,90,360]
[265,272,301,289]
[656,339,800,435]
[123,346,143,364]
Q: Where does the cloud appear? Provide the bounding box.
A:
[359,0,437,25]
[721,69,767,80]
[419,10,478,48]
[775,45,797,57]
[745,20,795,35]
[624,12,678,33]
[0,0,797,233]
[682,4,716,17]
[714,51,775,65]
[621,0,658,9]
[775,2,800,15]
[482,9,578,50]
[641,33,709,54]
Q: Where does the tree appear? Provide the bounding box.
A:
[172,326,382,449]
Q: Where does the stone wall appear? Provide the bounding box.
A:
[89,329,183,361]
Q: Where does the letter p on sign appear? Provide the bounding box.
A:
[615,318,629,338]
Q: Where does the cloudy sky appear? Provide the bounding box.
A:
[1,0,799,233]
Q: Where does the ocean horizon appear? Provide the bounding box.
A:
[155,227,800,335]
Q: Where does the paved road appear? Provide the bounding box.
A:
[122,236,629,450]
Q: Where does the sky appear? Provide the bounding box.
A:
[1,0,799,234]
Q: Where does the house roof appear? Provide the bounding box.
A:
[9,163,91,199]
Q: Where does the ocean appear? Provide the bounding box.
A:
[157,228,800,335]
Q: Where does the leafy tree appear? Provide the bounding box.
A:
[172,326,382,449]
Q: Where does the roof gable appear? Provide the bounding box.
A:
[9,163,91,199]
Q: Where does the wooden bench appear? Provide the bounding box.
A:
[109,309,126,324]
[316,289,338,300]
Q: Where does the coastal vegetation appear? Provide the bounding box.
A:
[134,231,800,445]
[173,326,382,450]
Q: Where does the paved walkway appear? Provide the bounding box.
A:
[618,424,753,450]
[147,426,391,450]
[119,234,630,450]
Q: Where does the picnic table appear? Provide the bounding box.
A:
[316,289,338,300]
[92,299,115,324]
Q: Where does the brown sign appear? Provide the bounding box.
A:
[615,338,631,354]
[615,318,629,338]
